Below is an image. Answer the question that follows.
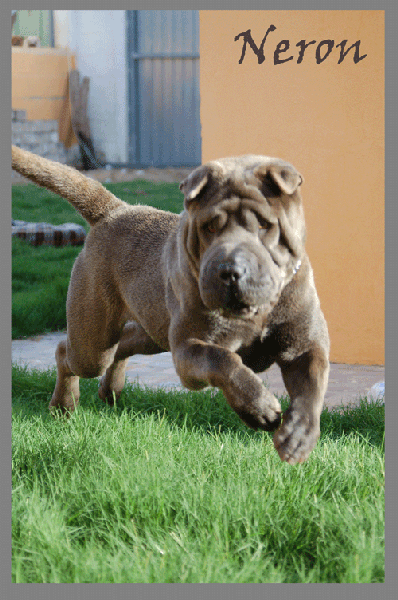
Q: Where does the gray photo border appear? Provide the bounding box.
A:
[3,0,395,598]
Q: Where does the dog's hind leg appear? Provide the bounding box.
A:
[98,321,163,405]
[49,339,81,414]
[49,322,125,413]
[49,292,126,414]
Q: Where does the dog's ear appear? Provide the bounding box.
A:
[180,162,226,206]
[180,166,209,203]
[254,163,304,195]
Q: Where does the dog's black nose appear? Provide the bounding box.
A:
[218,261,247,285]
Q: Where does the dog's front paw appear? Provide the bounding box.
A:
[273,408,320,464]
[237,389,282,431]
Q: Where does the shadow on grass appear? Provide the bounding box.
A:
[12,364,385,449]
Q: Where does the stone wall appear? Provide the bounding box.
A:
[12,110,69,172]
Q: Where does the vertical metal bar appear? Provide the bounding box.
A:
[49,10,55,47]
[127,10,141,165]
[133,11,141,165]
[127,11,134,164]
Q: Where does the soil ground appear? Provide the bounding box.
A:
[11,165,194,185]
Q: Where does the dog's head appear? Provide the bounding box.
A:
[179,155,306,319]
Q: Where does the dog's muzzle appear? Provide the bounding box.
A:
[199,248,285,317]
[217,259,273,313]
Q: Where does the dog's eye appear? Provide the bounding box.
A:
[257,216,270,230]
[203,218,219,234]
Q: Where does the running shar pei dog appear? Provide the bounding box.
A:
[12,145,330,464]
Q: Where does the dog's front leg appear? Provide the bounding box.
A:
[274,346,329,464]
[172,339,282,431]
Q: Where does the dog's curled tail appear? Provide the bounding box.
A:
[12,145,126,226]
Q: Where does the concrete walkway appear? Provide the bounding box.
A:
[12,331,385,410]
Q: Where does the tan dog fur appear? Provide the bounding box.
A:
[12,145,329,464]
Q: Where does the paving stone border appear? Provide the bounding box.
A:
[12,332,385,410]
[12,220,86,246]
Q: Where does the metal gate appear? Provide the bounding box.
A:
[127,10,201,168]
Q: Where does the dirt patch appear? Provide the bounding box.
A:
[12,165,194,185]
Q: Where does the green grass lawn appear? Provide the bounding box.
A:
[12,181,183,339]
[12,364,384,583]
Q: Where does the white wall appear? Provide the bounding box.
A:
[53,10,128,163]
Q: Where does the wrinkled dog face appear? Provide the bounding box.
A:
[180,155,306,319]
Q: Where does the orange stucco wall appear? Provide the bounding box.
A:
[199,10,384,365]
